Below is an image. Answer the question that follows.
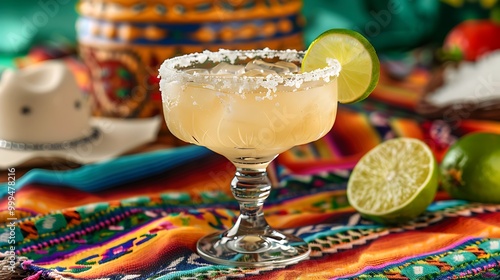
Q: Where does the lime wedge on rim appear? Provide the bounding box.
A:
[347,138,439,225]
[302,29,380,104]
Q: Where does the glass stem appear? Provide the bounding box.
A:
[230,167,272,234]
[197,164,310,263]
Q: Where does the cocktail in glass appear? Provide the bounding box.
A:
[159,49,340,267]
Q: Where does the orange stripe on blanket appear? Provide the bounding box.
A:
[370,67,429,110]
[391,118,425,139]
[34,217,208,278]
[246,211,500,279]
[458,119,500,135]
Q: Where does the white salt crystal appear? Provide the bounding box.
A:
[158,49,341,101]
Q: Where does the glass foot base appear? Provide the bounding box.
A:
[196,229,310,267]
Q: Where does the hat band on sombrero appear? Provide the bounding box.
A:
[0,127,101,151]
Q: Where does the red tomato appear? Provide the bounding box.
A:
[443,19,500,61]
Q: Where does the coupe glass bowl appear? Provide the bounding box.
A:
[159,49,340,267]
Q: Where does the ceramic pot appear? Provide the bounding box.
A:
[76,0,305,118]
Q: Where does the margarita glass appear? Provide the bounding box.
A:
[159,49,340,267]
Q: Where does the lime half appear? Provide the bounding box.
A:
[347,138,439,224]
[302,29,380,104]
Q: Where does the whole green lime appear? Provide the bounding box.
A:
[441,132,500,203]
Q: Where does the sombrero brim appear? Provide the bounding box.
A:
[0,116,162,169]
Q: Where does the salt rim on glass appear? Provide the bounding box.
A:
[158,48,341,100]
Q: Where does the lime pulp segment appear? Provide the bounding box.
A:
[347,138,438,217]
[302,29,380,104]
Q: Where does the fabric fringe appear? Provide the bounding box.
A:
[0,252,30,280]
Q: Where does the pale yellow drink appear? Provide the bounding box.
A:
[159,49,340,267]
[163,79,338,165]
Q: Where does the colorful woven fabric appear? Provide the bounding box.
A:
[3,61,500,279]
[5,172,500,279]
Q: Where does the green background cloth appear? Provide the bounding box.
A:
[302,0,491,52]
[0,0,78,55]
[0,0,493,66]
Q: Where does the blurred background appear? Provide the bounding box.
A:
[1,0,498,138]
[0,0,495,57]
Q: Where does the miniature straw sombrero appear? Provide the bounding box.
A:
[0,60,161,169]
